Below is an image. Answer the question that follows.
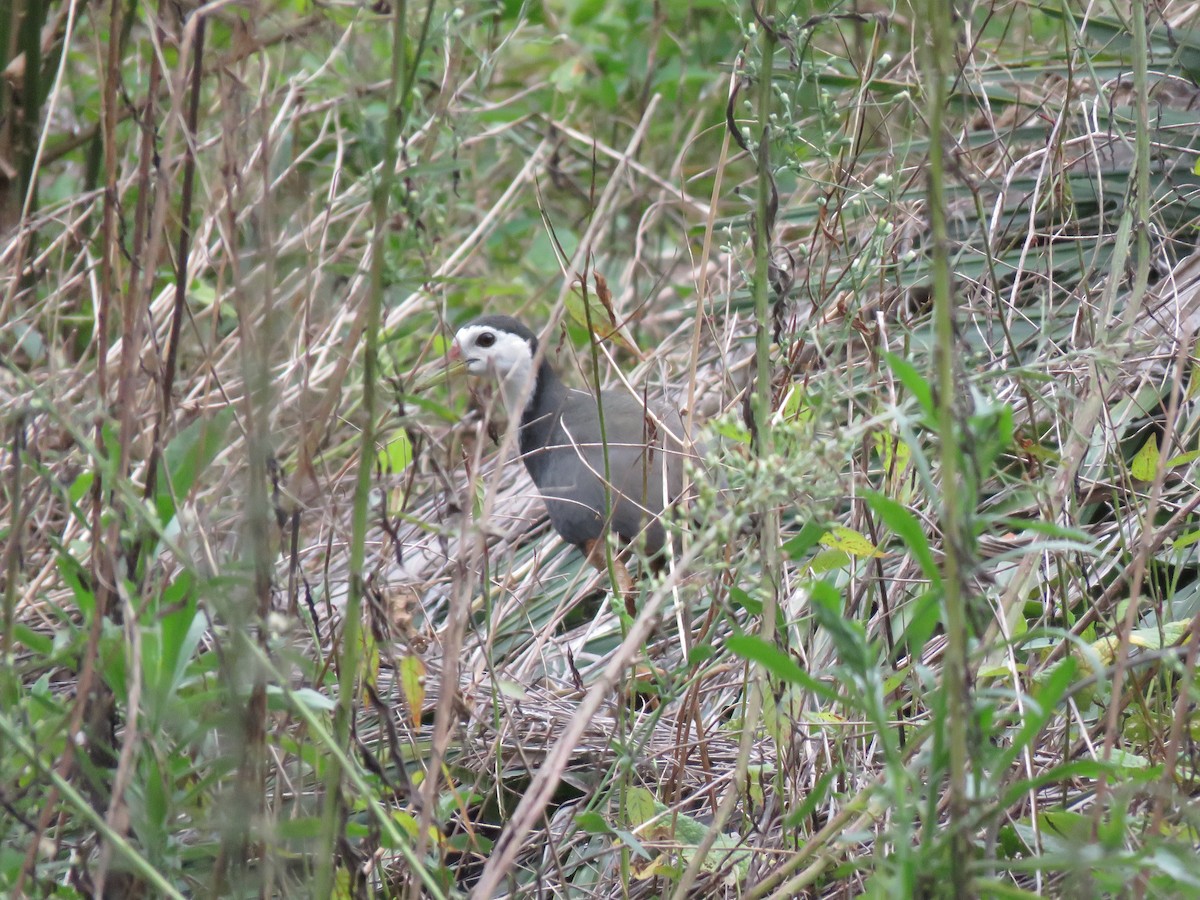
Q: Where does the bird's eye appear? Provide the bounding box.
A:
[476,332,496,348]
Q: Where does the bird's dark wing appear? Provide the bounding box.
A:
[535,389,686,554]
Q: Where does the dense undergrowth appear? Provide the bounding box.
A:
[2,0,1200,896]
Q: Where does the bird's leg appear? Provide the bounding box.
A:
[583,538,637,616]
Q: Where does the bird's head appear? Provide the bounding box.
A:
[450,315,541,412]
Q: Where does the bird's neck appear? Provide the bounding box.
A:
[518,360,566,453]
[498,357,534,418]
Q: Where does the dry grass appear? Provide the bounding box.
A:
[3,0,1200,897]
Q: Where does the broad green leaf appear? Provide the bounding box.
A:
[784,768,838,827]
[268,686,336,712]
[729,586,761,616]
[810,581,872,675]
[333,868,353,900]
[992,517,1095,544]
[898,589,940,658]
[1173,529,1200,551]
[782,521,827,560]
[1085,620,1191,667]
[377,431,414,473]
[864,490,939,583]
[575,811,612,834]
[779,385,813,423]
[626,787,657,827]
[712,416,751,444]
[881,350,934,416]
[612,828,651,859]
[157,408,235,527]
[808,548,851,572]
[725,634,806,683]
[1165,449,1200,468]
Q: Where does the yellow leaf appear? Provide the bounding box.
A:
[1130,435,1159,481]
[1082,620,1190,670]
[632,854,672,879]
[399,655,426,729]
[819,526,883,558]
[389,810,441,848]
[362,630,380,689]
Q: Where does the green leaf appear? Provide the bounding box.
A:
[779,385,812,423]
[897,589,940,658]
[157,408,235,527]
[14,623,52,655]
[991,517,1095,544]
[613,829,652,859]
[1131,435,1159,481]
[810,581,872,675]
[1164,448,1200,468]
[807,548,851,573]
[881,350,934,417]
[725,634,839,703]
[729,586,761,616]
[784,768,838,827]
[874,432,912,480]
[575,812,613,834]
[712,416,751,444]
[687,644,715,666]
[570,0,608,26]
[402,393,462,424]
[781,521,827,560]
[146,573,207,709]
[276,815,326,840]
[626,787,658,827]
[1172,529,1200,551]
[725,634,806,682]
[996,658,1076,776]
[864,490,939,584]
[268,686,337,712]
[377,430,414,473]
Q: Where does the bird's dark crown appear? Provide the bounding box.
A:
[458,314,539,354]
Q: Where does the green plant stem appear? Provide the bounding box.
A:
[748,715,938,899]
[748,0,783,847]
[920,0,972,892]
[577,272,634,889]
[1,415,24,685]
[0,711,186,900]
[315,0,408,894]
[1093,0,1154,829]
[670,6,779,896]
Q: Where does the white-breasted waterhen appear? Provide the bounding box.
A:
[450,315,688,596]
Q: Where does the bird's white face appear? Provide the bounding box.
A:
[451,324,531,377]
[452,323,536,412]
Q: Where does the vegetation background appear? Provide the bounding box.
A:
[2,0,1200,896]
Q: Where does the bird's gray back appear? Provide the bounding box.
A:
[529,388,686,554]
